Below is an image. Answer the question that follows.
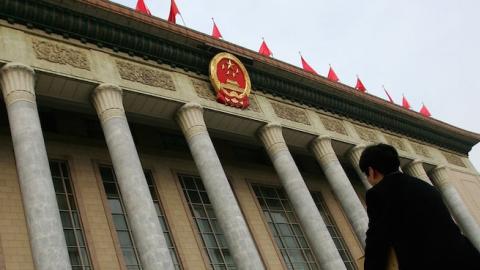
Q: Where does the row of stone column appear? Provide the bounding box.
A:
[1,62,479,270]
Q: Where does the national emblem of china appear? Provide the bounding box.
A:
[209,52,251,109]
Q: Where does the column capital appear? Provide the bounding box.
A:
[91,83,124,122]
[311,136,336,163]
[257,122,287,156]
[430,165,450,187]
[0,62,36,105]
[176,102,207,140]
[404,159,431,183]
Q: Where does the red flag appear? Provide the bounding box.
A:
[402,95,411,109]
[211,19,222,39]
[383,86,394,103]
[327,65,339,82]
[420,104,431,117]
[168,0,180,23]
[135,0,151,15]
[355,76,366,92]
[258,40,272,57]
[300,56,317,74]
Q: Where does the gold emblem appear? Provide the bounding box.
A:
[209,52,251,109]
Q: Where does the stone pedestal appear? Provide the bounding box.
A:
[92,84,174,270]
[176,102,264,270]
[311,136,368,247]
[430,166,480,251]
[258,123,346,270]
[0,63,71,270]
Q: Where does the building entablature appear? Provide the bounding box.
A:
[0,1,477,175]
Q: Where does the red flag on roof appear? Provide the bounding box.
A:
[300,55,317,74]
[135,0,151,15]
[420,103,431,117]
[327,65,339,82]
[402,95,411,109]
[258,39,272,57]
[211,19,222,39]
[383,86,394,103]
[168,0,180,23]
[355,76,366,92]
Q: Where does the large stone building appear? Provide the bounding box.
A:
[1,1,479,269]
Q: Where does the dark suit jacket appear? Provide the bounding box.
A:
[364,172,480,270]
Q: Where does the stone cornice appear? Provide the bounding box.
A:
[1,0,479,154]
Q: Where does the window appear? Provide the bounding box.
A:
[99,166,142,270]
[144,170,182,269]
[311,192,356,270]
[252,184,319,270]
[178,174,235,270]
[50,160,92,270]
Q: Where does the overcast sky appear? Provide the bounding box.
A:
[114,0,480,171]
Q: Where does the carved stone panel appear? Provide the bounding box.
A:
[319,115,347,135]
[354,125,378,142]
[191,79,215,101]
[270,101,310,125]
[247,95,261,113]
[411,142,432,158]
[116,60,175,90]
[442,151,466,167]
[384,134,407,152]
[32,38,90,70]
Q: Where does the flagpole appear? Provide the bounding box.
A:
[179,13,186,26]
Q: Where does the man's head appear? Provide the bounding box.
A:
[359,143,400,186]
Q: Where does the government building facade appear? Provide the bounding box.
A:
[1,1,480,270]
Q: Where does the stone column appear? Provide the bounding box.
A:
[258,123,346,270]
[403,159,433,185]
[348,145,372,190]
[176,102,264,270]
[311,136,368,248]
[430,166,480,251]
[0,63,71,269]
[91,84,174,270]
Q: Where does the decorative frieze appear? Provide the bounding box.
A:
[319,115,347,135]
[384,134,407,152]
[32,38,90,70]
[411,142,432,158]
[116,60,175,90]
[354,125,378,142]
[191,79,216,101]
[442,151,466,167]
[270,101,310,125]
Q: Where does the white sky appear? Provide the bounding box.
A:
[114,0,480,171]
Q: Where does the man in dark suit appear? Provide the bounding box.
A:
[359,143,480,270]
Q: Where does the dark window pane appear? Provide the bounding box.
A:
[51,160,92,268]
[75,229,85,246]
[118,231,133,247]
[198,219,212,233]
[122,248,140,265]
[208,249,223,264]
[113,214,128,230]
[108,199,123,214]
[64,229,76,246]
[56,194,69,210]
[103,183,117,197]
[188,190,201,203]
[68,247,81,265]
[60,211,72,228]
[192,205,207,218]
[202,234,217,247]
[53,178,64,192]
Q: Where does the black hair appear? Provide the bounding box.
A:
[359,143,400,176]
